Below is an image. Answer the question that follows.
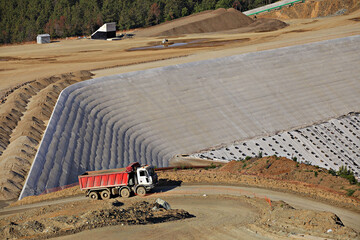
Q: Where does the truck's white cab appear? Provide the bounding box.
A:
[136,166,158,190]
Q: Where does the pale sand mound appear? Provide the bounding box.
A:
[136,8,276,37]
[0,71,93,200]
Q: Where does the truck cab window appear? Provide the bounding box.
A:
[140,171,145,177]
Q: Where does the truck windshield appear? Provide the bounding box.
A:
[148,167,154,175]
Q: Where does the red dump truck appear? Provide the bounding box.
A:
[78,162,158,200]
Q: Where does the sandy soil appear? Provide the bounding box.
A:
[0,3,359,239]
[0,0,359,202]
[9,156,360,210]
[0,198,192,239]
[134,8,287,37]
[1,8,359,93]
[0,71,93,200]
[1,192,358,240]
[93,9,360,78]
[258,0,360,20]
[158,158,360,211]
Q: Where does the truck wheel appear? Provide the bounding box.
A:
[101,190,110,200]
[136,186,146,196]
[89,191,99,200]
[120,188,130,198]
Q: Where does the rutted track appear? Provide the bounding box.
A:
[3,185,359,239]
[20,36,360,199]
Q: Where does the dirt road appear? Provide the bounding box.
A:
[1,9,359,94]
[54,185,360,239]
[2,184,358,239]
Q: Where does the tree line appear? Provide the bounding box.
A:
[0,0,276,44]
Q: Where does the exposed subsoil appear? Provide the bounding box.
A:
[126,38,251,51]
[0,1,359,203]
[159,157,360,211]
[0,71,93,200]
[0,198,192,240]
[1,194,358,240]
[250,199,358,239]
[11,157,360,214]
[135,8,287,37]
[258,0,360,19]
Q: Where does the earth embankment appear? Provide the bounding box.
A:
[135,8,287,37]
[257,0,360,19]
[0,71,93,200]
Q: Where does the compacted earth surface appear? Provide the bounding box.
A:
[1,159,359,239]
[1,193,358,240]
[0,198,192,239]
[0,2,359,201]
[0,1,360,239]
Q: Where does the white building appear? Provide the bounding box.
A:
[37,34,50,44]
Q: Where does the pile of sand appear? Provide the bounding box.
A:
[258,0,360,19]
[0,71,93,200]
[252,200,359,239]
[136,8,287,37]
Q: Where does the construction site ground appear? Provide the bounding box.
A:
[1,8,359,93]
[0,1,360,239]
[1,159,360,239]
[0,5,359,201]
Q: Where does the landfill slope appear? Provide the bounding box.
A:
[135,8,286,37]
[20,35,360,199]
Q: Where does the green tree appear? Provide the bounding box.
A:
[147,3,161,26]
[164,0,185,20]
[181,7,188,17]
[215,0,233,9]
[102,0,119,23]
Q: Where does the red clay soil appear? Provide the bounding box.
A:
[220,156,360,199]
[157,157,360,210]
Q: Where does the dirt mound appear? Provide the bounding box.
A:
[0,199,192,239]
[10,185,82,207]
[158,157,360,210]
[219,156,360,199]
[0,71,93,200]
[258,0,360,19]
[252,200,359,239]
[247,18,288,32]
[136,8,286,37]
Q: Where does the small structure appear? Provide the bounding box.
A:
[37,34,50,44]
[91,22,116,40]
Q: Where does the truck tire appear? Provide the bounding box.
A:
[136,186,146,196]
[89,191,99,200]
[120,188,130,198]
[101,190,110,200]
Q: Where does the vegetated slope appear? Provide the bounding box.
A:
[258,0,360,19]
[135,8,286,37]
[0,71,93,200]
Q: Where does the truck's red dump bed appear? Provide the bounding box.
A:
[78,169,129,190]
